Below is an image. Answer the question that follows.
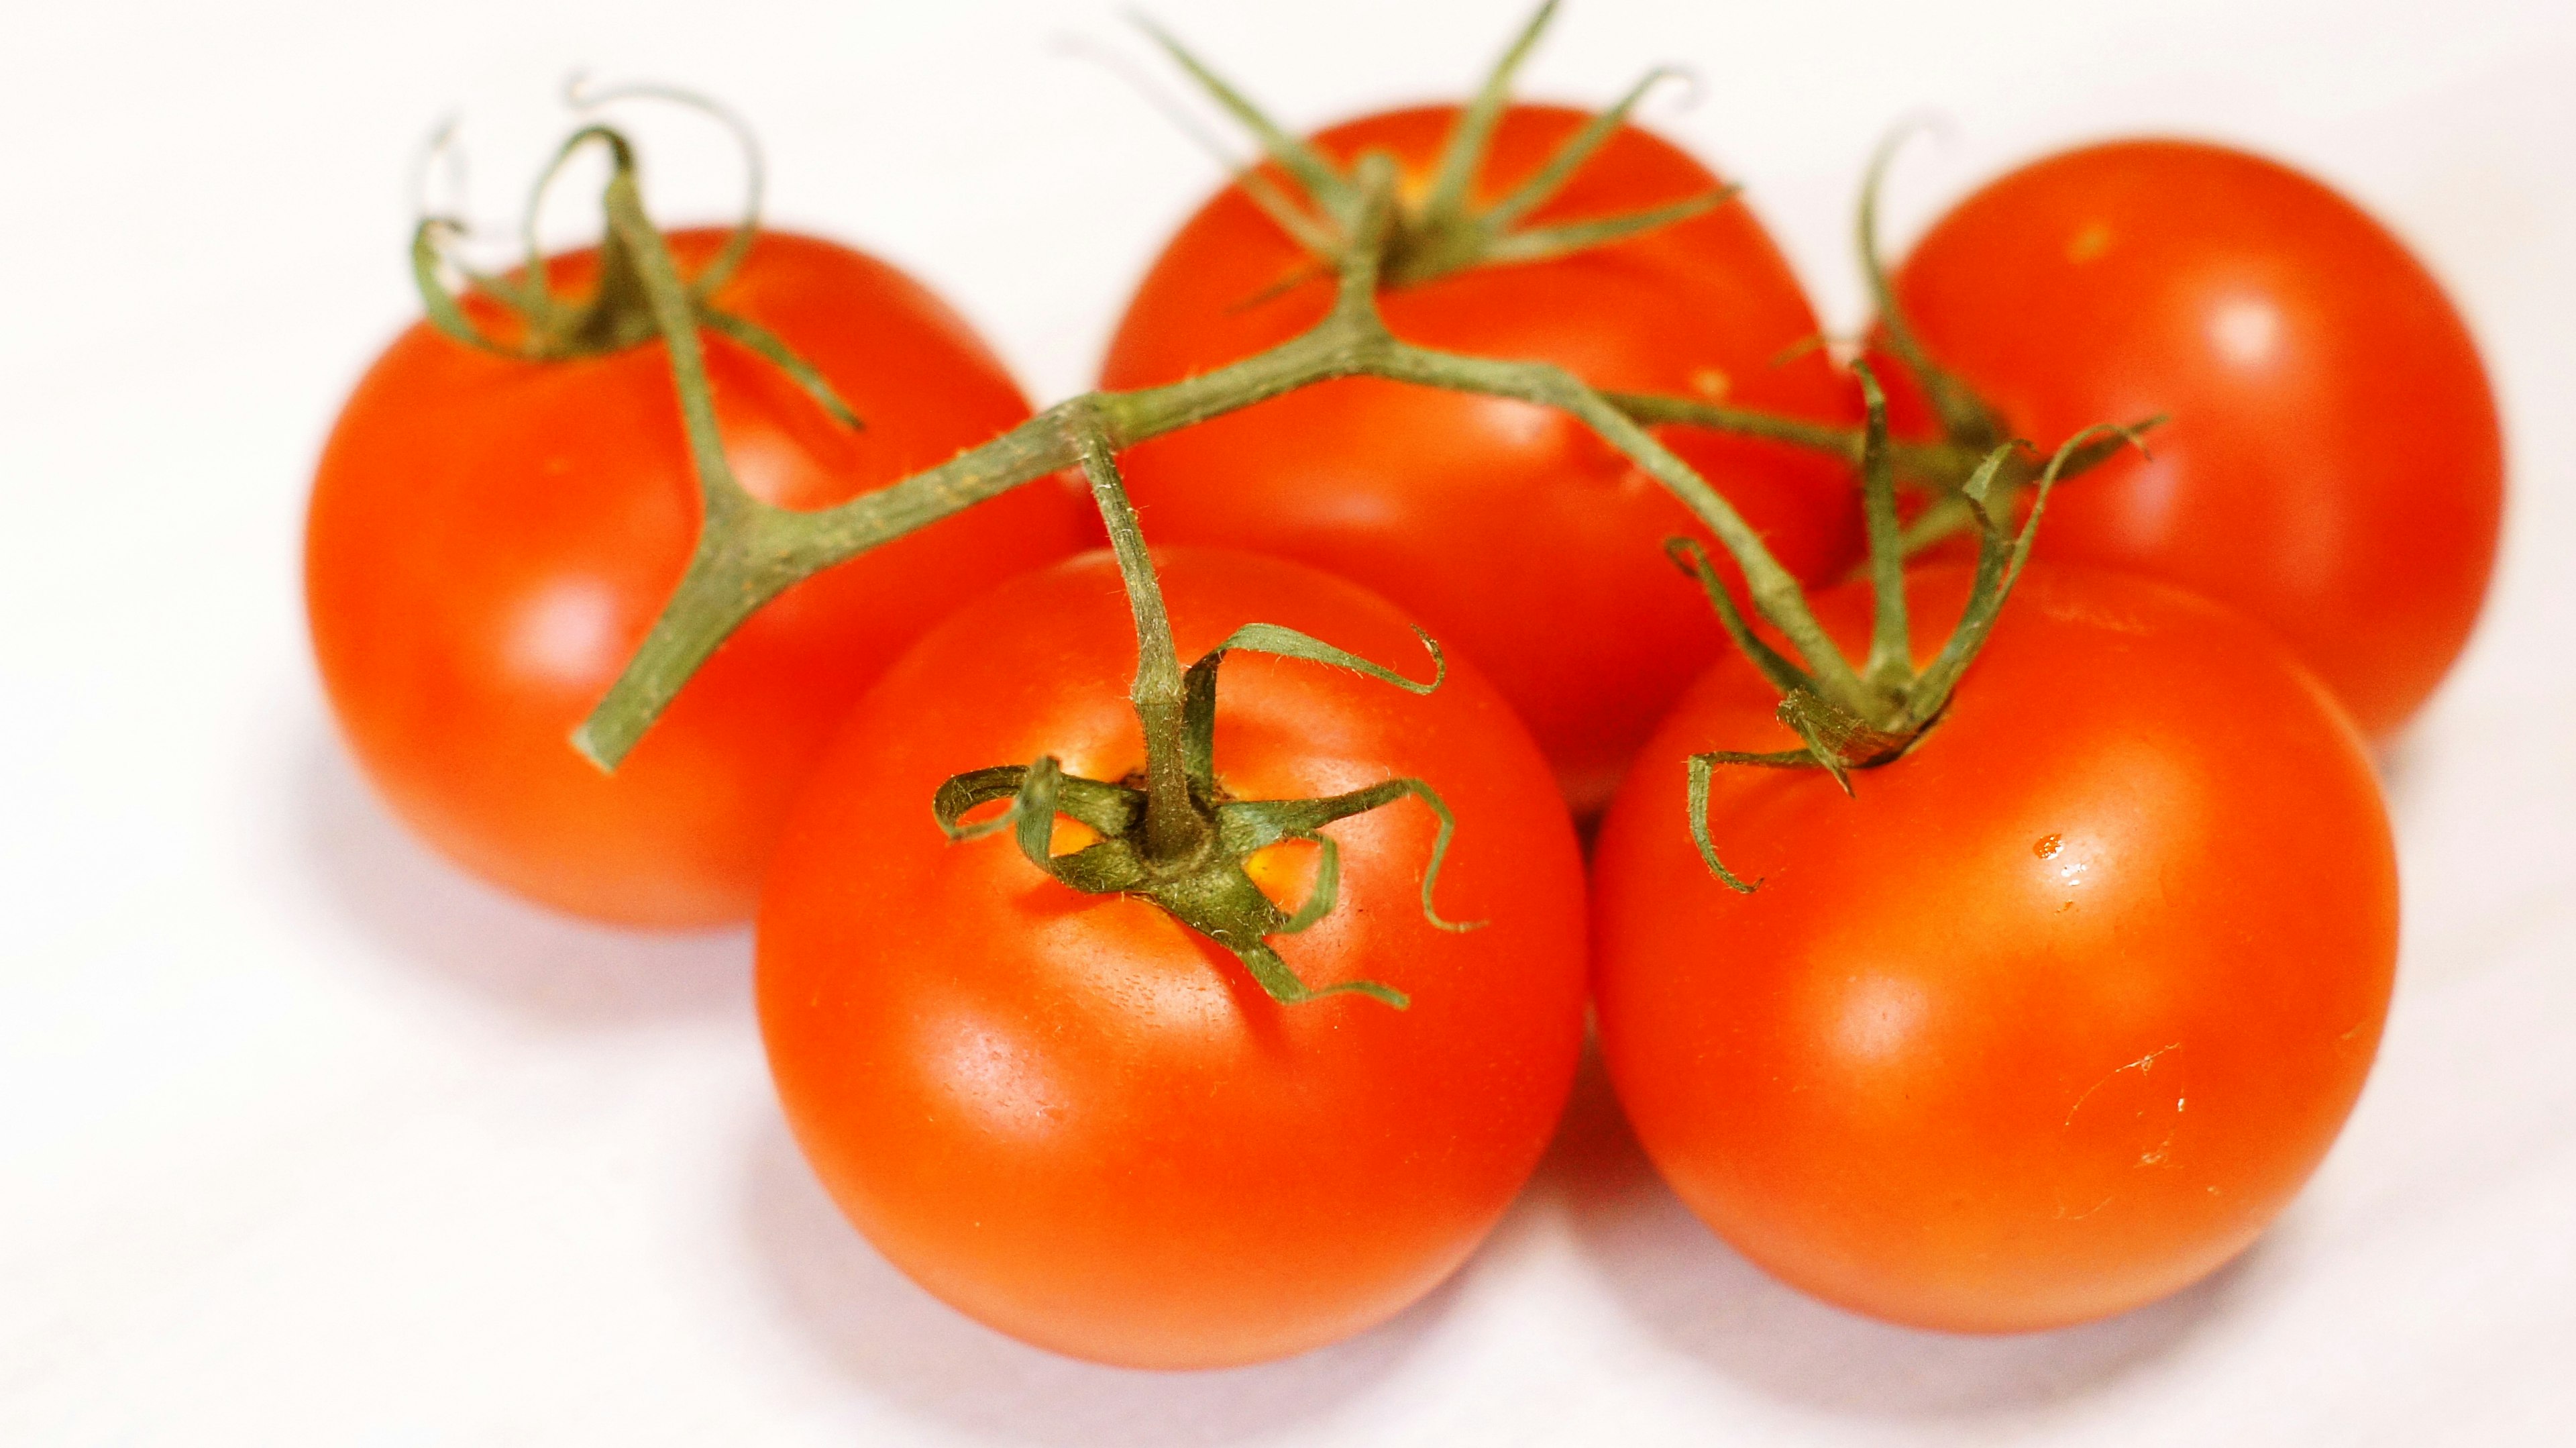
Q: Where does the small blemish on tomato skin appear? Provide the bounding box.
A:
[2033,833,2063,859]
[2067,221,2113,263]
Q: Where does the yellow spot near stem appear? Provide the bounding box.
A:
[1245,837,1322,914]
[1047,816,1102,855]
[2067,221,2114,263]
[1690,366,1733,399]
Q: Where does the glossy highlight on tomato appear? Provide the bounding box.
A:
[759,548,1589,1369]
[1104,104,1864,815]
[306,228,1084,925]
[1882,139,2502,738]
[1592,564,2397,1332]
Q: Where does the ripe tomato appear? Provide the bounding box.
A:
[1881,139,2502,739]
[306,228,1083,926]
[1591,564,2397,1333]
[759,548,1588,1368]
[1102,104,1864,815]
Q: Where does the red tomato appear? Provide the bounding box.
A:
[1882,139,2502,739]
[307,228,1083,926]
[1102,104,1864,815]
[1591,564,2396,1333]
[759,548,1589,1368]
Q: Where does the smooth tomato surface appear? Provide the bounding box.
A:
[759,548,1589,1369]
[1102,105,1864,814]
[307,229,1083,925]
[1883,139,2502,738]
[1592,564,2397,1332]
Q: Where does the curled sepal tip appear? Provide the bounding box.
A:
[930,760,1147,849]
[1684,754,1763,894]
[1271,829,1344,935]
[1181,621,1442,786]
[1197,621,1444,692]
[1220,779,1485,935]
[1393,778,1482,934]
[1234,942,1411,1010]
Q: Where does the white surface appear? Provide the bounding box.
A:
[5,1,2574,1443]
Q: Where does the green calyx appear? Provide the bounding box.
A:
[930,424,1476,1011]
[1142,0,1730,292]
[410,119,860,429]
[928,739,1473,1012]
[1670,362,2150,892]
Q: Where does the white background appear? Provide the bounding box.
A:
[6,1,2574,1443]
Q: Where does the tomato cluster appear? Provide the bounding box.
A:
[307,9,2489,1372]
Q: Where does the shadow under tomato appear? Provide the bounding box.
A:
[1541,1039,2254,1419]
[294,729,749,1027]
[737,1115,1444,1447]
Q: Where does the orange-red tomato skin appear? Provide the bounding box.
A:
[305,229,1084,926]
[1102,104,1864,815]
[1592,565,2398,1333]
[1884,139,2502,739]
[759,549,1589,1369]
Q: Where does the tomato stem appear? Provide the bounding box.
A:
[1853,363,1914,696]
[1857,124,2006,454]
[511,37,2152,900]
[1069,414,1209,861]
[602,148,743,521]
[565,135,1873,769]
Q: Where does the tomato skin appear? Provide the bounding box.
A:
[1102,105,1864,815]
[1591,564,2397,1333]
[305,229,1083,926]
[759,548,1588,1369]
[1882,139,2502,739]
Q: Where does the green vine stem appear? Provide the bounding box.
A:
[419,5,2163,987]
[1071,417,1204,860]
[551,5,2159,766]
[567,127,1879,766]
